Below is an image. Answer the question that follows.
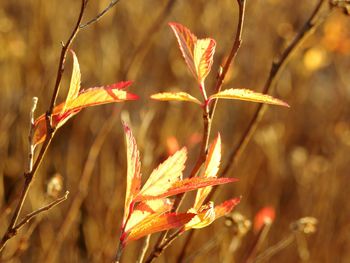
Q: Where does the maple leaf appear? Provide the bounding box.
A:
[33,52,138,146]
[169,22,216,85]
[209,88,289,107]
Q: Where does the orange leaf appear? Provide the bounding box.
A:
[125,199,173,232]
[214,197,241,219]
[122,122,142,227]
[122,212,195,245]
[209,89,290,107]
[136,148,187,199]
[169,22,197,80]
[194,134,221,210]
[150,92,201,105]
[64,81,138,111]
[33,81,137,146]
[62,50,81,113]
[193,38,216,83]
[169,22,216,84]
[137,177,238,201]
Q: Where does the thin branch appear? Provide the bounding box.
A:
[137,235,151,263]
[144,229,182,263]
[14,191,69,233]
[80,0,121,29]
[0,0,87,253]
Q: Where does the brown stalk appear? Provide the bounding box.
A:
[146,0,247,261]
[176,0,331,260]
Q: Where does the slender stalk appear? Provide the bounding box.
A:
[0,0,87,253]
[80,0,121,29]
[137,235,151,263]
[13,191,69,233]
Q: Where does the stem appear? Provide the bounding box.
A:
[137,235,151,263]
[144,230,183,263]
[0,0,87,253]
[80,0,121,29]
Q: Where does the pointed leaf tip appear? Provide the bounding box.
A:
[169,22,216,84]
[209,89,289,107]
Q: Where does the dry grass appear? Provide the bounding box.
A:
[1,0,350,262]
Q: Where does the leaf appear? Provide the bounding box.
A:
[151,92,201,105]
[122,122,142,227]
[169,22,216,84]
[137,177,238,201]
[209,89,290,107]
[136,148,187,199]
[125,199,173,232]
[62,50,81,113]
[184,202,216,230]
[33,81,138,146]
[194,134,221,210]
[64,81,138,111]
[193,38,216,83]
[122,212,195,245]
[169,22,197,80]
[214,197,241,219]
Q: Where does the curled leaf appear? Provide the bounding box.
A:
[185,202,216,230]
[209,88,289,107]
[151,92,201,105]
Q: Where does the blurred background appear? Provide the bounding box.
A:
[1,0,350,262]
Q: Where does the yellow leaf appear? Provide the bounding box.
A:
[150,92,201,105]
[137,148,187,198]
[194,134,221,210]
[169,22,197,81]
[193,38,216,83]
[169,22,216,84]
[125,199,173,232]
[62,50,81,113]
[209,89,290,107]
[122,122,142,227]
